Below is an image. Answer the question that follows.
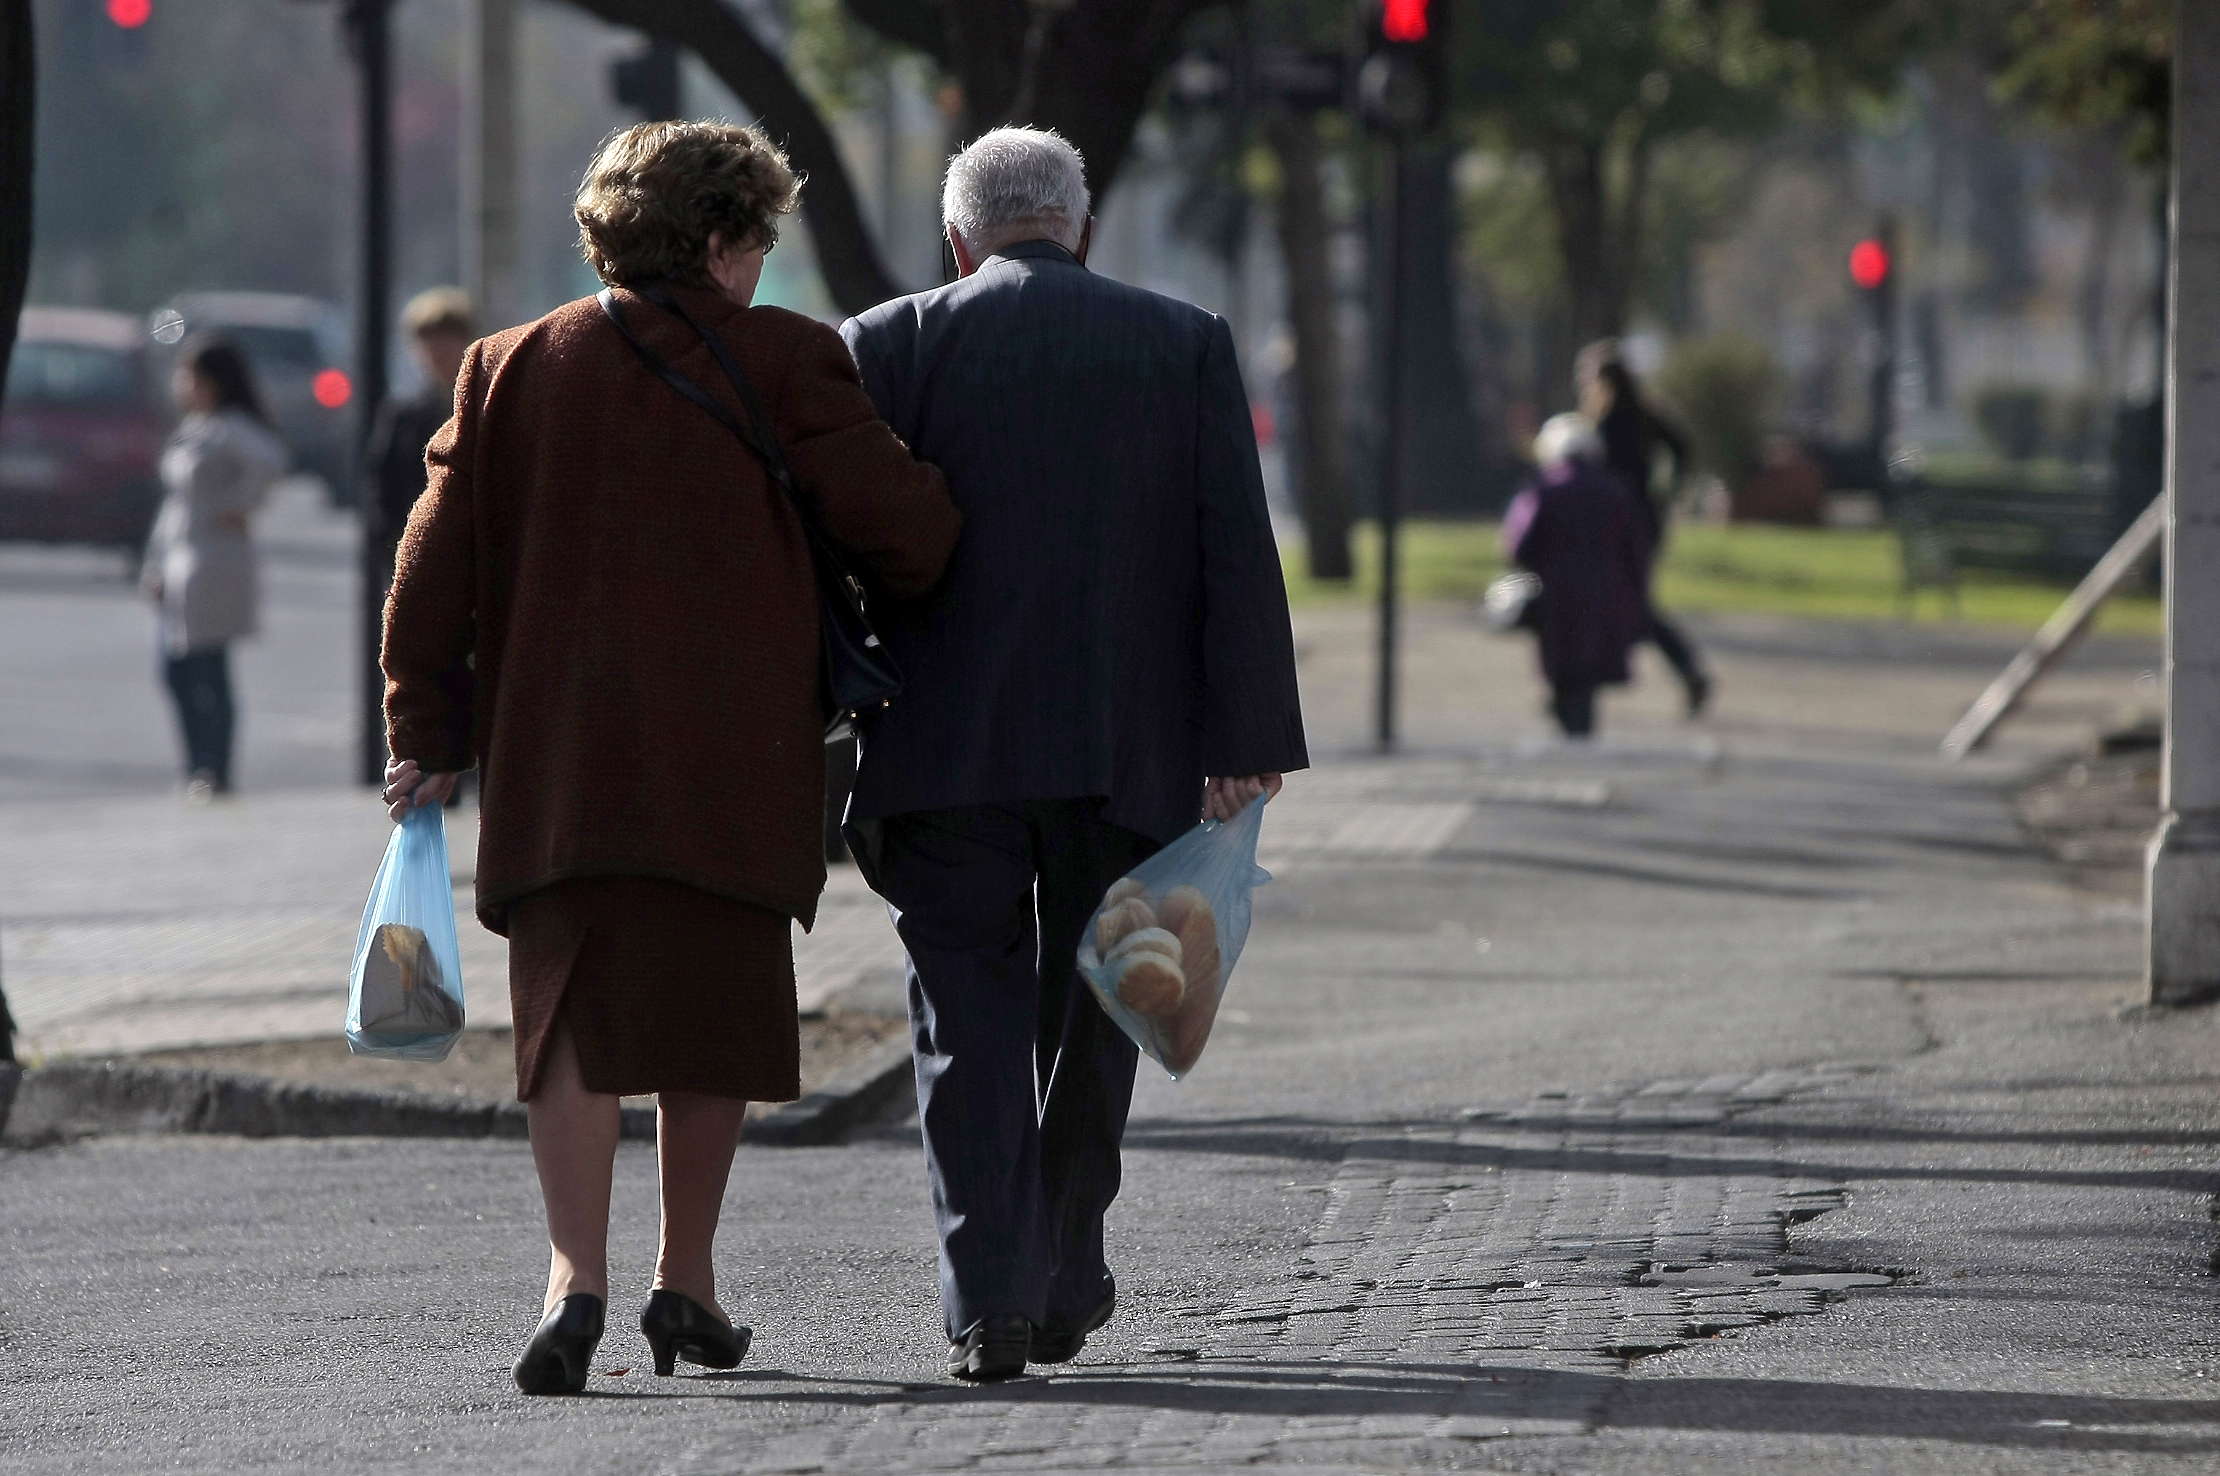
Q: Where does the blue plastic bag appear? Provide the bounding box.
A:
[346,802,466,1061]
[1077,793,1272,1079]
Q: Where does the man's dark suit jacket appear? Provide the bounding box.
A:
[839,239,1307,846]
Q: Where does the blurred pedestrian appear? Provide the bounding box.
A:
[364,289,474,578]
[1502,413,1649,739]
[141,335,286,799]
[379,120,960,1396]
[1576,340,1713,715]
[841,127,1308,1382]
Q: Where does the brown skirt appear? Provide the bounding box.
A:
[507,875,799,1103]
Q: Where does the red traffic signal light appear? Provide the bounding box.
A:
[1382,0,1432,42]
[106,0,151,27]
[1849,238,1891,291]
[1362,0,1448,134]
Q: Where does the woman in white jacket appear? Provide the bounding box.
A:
[141,336,286,798]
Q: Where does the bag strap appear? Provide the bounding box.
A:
[594,286,837,551]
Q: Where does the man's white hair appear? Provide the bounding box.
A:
[941,127,1091,253]
[1533,412,1604,468]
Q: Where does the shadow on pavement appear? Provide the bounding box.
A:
[569,1358,2220,1454]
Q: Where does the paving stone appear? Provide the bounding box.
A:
[704,1070,1892,1473]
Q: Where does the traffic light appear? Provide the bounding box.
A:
[105,0,152,26]
[1849,238,1890,292]
[1358,0,1447,135]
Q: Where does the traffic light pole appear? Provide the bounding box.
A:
[1864,217,1898,491]
[1374,139,1411,752]
[345,0,392,788]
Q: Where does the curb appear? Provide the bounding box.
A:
[0,1039,915,1150]
[746,1035,914,1146]
[0,1059,655,1148]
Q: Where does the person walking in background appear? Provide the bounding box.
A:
[1576,340,1713,715]
[378,120,960,1396]
[840,127,1308,1383]
[1502,413,1649,739]
[364,289,474,582]
[141,335,286,800]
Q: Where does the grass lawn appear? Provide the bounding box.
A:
[1281,520,2162,638]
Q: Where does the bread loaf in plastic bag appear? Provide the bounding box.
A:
[346,802,467,1061]
[1076,792,1271,1079]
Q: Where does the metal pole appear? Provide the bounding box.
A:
[1374,138,1407,751]
[2148,1,2220,1005]
[350,0,392,788]
[1868,215,1898,484]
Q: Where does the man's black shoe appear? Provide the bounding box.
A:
[946,1314,1030,1382]
[1031,1286,1115,1365]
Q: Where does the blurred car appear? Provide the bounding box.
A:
[152,291,354,498]
[0,307,166,553]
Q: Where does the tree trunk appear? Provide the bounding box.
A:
[1264,110,1352,581]
[932,0,1212,203]
[1542,138,1614,354]
[567,0,903,315]
[1539,128,1654,359]
[0,0,33,392]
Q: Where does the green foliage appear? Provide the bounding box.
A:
[1446,1,1934,344]
[789,0,906,114]
[1277,519,2162,636]
[1452,0,1927,157]
[1457,149,1561,313]
[1994,0,2171,165]
[1636,131,1760,329]
[1652,334,1782,490]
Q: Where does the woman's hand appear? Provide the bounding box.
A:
[1201,773,1283,822]
[383,757,459,821]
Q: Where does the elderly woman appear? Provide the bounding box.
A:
[1501,413,1649,739]
[379,121,960,1394]
[142,335,287,799]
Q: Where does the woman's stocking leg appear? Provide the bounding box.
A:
[526,1022,620,1314]
[653,1090,749,1319]
[204,646,235,788]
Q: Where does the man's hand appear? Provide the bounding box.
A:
[383,757,458,821]
[1202,773,1282,822]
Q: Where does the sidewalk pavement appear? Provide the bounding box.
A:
[7,493,2216,1472]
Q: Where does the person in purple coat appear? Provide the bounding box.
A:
[1501,414,1650,737]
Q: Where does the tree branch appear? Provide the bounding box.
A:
[841,0,954,68]
[565,0,903,315]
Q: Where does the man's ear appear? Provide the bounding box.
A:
[1074,216,1094,267]
[947,226,980,279]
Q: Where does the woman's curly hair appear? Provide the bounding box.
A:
[574,121,801,289]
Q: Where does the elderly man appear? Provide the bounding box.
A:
[841,128,1307,1381]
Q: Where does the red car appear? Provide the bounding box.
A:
[0,307,167,552]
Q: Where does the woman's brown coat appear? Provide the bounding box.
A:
[382,286,960,934]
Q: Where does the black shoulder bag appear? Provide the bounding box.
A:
[597,284,901,743]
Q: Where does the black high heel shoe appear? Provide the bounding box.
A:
[641,1287,752,1376]
[513,1293,605,1395]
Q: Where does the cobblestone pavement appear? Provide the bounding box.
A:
[682,1069,1893,1474]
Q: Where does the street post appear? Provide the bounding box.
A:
[1357,0,1445,752]
[2149,1,2220,1004]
